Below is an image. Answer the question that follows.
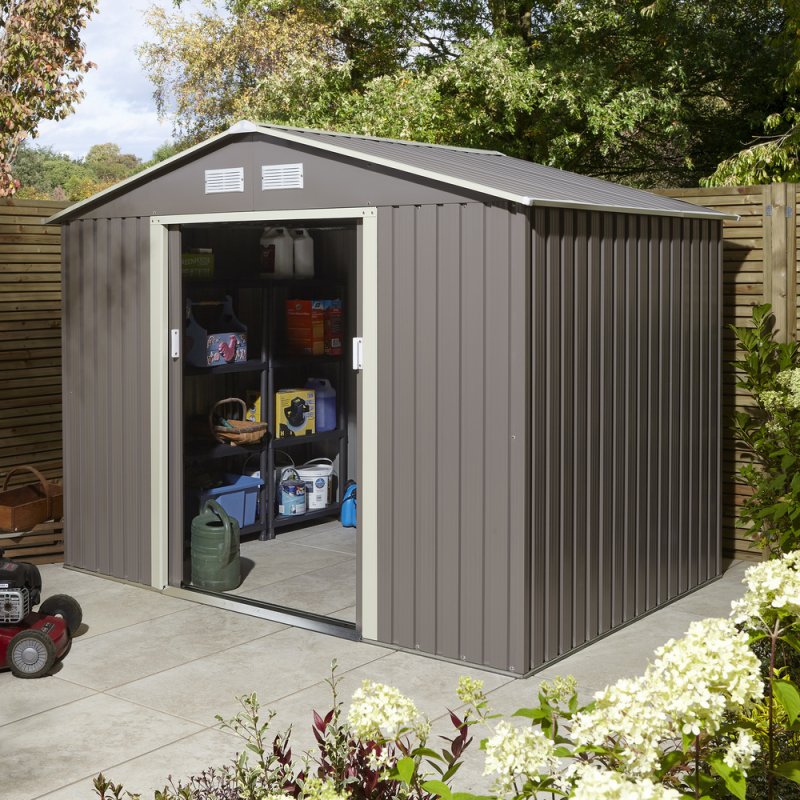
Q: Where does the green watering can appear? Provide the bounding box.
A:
[190,499,241,591]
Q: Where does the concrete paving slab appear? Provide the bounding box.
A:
[107,627,390,727]
[0,675,94,727]
[55,604,286,691]
[63,581,194,640]
[0,694,202,800]
[0,560,751,799]
[36,728,239,800]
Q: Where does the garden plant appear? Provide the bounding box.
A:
[93,551,800,800]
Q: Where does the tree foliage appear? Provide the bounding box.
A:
[15,141,142,200]
[143,0,794,187]
[0,0,97,196]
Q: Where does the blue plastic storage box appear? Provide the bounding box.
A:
[190,474,263,528]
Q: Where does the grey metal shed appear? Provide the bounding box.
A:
[49,121,727,675]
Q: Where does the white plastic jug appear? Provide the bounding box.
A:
[260,227,294,277]
[293,229,315,278]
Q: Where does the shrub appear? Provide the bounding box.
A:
[730,304,800,554]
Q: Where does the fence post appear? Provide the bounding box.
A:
[763,182,797,342]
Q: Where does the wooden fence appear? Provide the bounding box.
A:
[658,185,798,560]
[0,198,68,562]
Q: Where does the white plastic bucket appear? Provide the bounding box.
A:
[296,458,334,510]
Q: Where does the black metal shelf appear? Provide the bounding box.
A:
[240,522,264,536]
[185,440,265,462]
[184,359,267,377]
[271,429,344,449]
[271,355,340,368]
[273,503,342,528]
[183,273,348,542]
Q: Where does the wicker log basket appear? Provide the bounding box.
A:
[210,397,268,446]
[0,465,63,532]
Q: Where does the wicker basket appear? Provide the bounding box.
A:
[210,397,268,446]
[0,465,63,532]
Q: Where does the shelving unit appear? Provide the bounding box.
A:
[183,275,347,541]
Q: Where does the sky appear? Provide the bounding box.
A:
[34,0,205,162]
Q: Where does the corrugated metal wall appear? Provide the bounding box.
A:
[376,202,531,674]
[530,209,721,669]
[62,217,151,583]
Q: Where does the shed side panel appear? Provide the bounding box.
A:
[530,209,722,670]
[61,217,151,584]
[377,203,530,673]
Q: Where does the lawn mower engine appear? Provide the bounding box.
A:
[0,551,82,678]
[0,556,42,623]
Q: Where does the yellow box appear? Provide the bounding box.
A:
[275,389,316,438]
[182,251,214,278]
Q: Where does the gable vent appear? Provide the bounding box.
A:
[205,167,244,194]
[262,163,304,191]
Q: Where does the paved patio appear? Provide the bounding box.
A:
[2,560,750,800]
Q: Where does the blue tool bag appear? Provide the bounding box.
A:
[340,480,357,528]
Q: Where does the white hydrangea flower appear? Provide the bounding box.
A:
[570,764,681,800]
[573,618,763,778]
[482,720,558,794]
[456,675,486,707]
[759,368,800,411]
[347,680,427,741]
[723,729,760,773]
[649,618,763,736]
[731,550,800,627]
[300,777,348,800]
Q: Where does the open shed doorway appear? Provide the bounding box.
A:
[164,213,365,633]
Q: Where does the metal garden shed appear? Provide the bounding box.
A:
[48,121,728,675]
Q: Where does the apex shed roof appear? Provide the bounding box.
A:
[47,120,733,223]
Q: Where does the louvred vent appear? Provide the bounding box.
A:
[262,163,303,191]
[204,168,244,194]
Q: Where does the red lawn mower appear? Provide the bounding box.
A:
[0,550,82,678]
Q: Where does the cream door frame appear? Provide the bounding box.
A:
[149,207,378,640]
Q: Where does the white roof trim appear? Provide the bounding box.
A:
[46,120,735,223]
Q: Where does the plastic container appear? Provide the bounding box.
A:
[293,229,314,277]
[190,474,263,527]
[305,378,336,432]
[191,500,241,591]
[278,467,307,516]
[296,458,334,510]
[260,227,294,277]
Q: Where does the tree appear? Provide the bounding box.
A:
[0,0,97,196]
[143,0,794,187]
[14,141,143,200]
[703,0,800,186]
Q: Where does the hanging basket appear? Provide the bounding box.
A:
[210,397,268,446]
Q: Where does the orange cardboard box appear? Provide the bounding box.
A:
[286,299,325,355]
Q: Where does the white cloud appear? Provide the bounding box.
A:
[34,0,207,160]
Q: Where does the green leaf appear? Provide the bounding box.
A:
[774,761,800,784]
[452,794,495,800]
[422,779,453,799]
[395,756,415,785]
[708,754,747,800]
[513,707,550,720]
[774,680,800,726]
[656,749,686,778]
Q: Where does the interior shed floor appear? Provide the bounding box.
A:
[1,558,750,800]
[225,519,357,621]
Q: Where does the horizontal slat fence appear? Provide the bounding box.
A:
[657,185,798,560]
[0,198,68,562]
